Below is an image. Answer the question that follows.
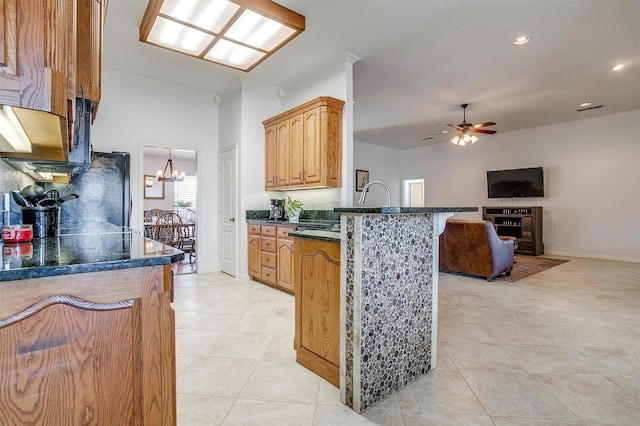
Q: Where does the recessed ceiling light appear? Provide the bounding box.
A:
[612,63,626,71]
[580,102,592,107]
[442,130,449,134]
[514,36,530,46]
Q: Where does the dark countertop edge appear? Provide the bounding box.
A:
[288,231,340,243]
[0,252,184,282]
[334,207,479,214]
[246,218,339,225]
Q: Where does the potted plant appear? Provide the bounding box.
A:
[285,196,304,223]
[174,200,193,219]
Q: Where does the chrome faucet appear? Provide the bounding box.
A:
[358,180,391,207]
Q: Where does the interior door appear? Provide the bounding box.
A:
[220,146,237,276]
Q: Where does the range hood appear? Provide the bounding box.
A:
[1,99,92,181]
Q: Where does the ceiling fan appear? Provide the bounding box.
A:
[447,103,497,145]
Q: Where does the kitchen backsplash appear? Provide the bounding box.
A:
[246,209,341,222]
[0,159,34,226]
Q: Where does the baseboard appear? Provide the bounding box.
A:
[545,250,639,264]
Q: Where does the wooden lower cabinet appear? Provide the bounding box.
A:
[247,223,296,294]
[0,265,176,425]
[293,237,340,387]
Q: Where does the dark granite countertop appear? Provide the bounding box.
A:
[334,207,478,214]
[1,224,184,282]
[288,230,340,243]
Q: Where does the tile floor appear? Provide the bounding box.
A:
[173,256,640,425]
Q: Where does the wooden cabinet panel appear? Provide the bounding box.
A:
[76,0,104,113]
[482,206,543,255]
[294,238,340,387]
[0,0,18,80]
[277,238,294,292]
[265,124,277,188]
[261,251,277,269]
[248,234,261,278]
[276,225,294,239]
[276,119,290,187]
[261,225,276,237]
[303,107,321,184]
[261,237,276,253]
[0,266,176,424]
[248,224,261,235]
[289,113,304,185]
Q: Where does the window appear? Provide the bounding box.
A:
[174,175,197,208]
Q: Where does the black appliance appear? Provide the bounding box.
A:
[43,152,132,226]
[487,167,544,198]
[270,199,284,220]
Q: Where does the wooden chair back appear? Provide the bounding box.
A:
[153,212,183,248]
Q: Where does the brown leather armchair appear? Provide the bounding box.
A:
[439,219,514,281]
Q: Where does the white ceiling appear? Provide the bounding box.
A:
[105,1,640,150]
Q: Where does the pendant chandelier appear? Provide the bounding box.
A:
[156,149,185,182]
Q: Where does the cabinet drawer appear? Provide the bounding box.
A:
[261,266,277,285]
[261,252,277,268]
[262,226,277,237]
[517,241,533,251]
[248,224,261,235]
[277,226,295,239]
[261,237,276,253]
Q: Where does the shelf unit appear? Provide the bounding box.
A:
[482,206,543,256]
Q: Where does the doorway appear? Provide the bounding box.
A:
[403,178,425,207]
[143,145,198,275]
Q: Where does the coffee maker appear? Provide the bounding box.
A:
[269,199,284,220]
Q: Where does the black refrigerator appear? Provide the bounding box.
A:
[44,152,132,227]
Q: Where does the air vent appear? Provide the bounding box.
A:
[576,105,604,112]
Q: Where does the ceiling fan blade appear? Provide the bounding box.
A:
[473,121,496,129]
[473,128,497,134]
[446,123,463,131]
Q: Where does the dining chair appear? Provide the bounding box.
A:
[153,212,183,248]
[144,208,165,237]
[181,222,196,263]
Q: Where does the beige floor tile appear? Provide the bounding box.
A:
[316,379,341,406]
[177,356,258,397]
[179,311,242,332]
[176,354,197,377]
[177,393,234,426]
[222,399,315,425]
[605,372,640,399]
[396,369,486,415]
[502,344,594,375]
[313,403,386,425]
[202,331,274,359]
[537,373,640,424]
[401,410,495,426]
[227,313,287,334]
[461,371,581,422]
[175,328,223,356]
[261,334,296,361]
[442,341,528,373]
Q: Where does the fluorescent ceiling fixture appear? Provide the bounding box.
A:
[612,63,626,71]
[514,36,530,46]
[140,0,305,72]
[0,105,32,153]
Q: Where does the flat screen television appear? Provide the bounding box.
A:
[487,167,544,198]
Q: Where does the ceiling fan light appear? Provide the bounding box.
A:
[451,135,460,144]
[514,36,530,46]
[471,135,479,143]
[463,133,471,142]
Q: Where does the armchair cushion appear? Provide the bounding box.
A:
[439,219,514,281]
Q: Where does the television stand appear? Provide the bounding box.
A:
[482,206,543,256]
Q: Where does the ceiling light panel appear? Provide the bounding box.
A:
[147,17,214,55]
[140,0,305,72]
[225,9,296,51]
[160,0,239,33]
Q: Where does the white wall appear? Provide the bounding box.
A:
[353,140,401,207]
[389,110,640,262]
[91,71,220,272]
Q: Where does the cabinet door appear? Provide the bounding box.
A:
[76,0,104,109]
[248,235,261,278]
[277,239,294,292]
[0,0,18,82]
[289,113,304,185]
[264,125,277,189]
[276,120,290,187]
[303,107,321,184]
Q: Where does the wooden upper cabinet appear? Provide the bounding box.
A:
[76,0,105,118]
[263,97,344,191]
[0,0,73,117]
[276,119,290,187]
[265,124,277,188]
[289,113,304,185]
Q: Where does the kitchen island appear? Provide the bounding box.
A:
[335,207,477,413]
[0,226,182,425]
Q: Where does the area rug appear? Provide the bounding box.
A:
[500,255,569,282]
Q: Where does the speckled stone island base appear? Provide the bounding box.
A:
[339,213,450,413]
